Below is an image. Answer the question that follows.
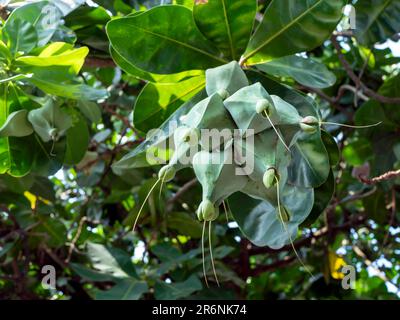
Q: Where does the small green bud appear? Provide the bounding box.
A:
[256,99,271,114]
[217,88,230,100]
[158,165,176,182]
[197,199,218,222]
[263,167,277,189]
[277,205,290,223]
[300,116,319,134]
[49,128,59,141]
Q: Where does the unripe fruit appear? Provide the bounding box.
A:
[197,199,218,222]
[263,167,277,189]
[300,116,319,134]
[49,128,59,141]
[217,88,230,100]
[158,165,176,182]
[256,99,271,114]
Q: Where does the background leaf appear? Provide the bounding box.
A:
[107,5,225,74]
[193,0,257,60]
[242,0,345,65]
[255,55,336,88]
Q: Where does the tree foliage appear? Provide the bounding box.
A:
[0,0,399,300]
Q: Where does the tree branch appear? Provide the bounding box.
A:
[359,169,400,185]
[331,35,400,104]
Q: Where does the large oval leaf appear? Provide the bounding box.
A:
[106,5,226,74]
[355,0,400,45]
[134,75,206,133]
[230,184,314,249]
[2,19,38,56]
[193,0,257,60]
[255,55,336,88]
[3,1,63,47]
[0,84,35,177]
[242,0,345,65]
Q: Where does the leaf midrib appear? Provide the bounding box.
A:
[358,0,392,38]
[244,0,324,62]
[262,59,328,83]
[221,0,235,60]
[124,23,227,64]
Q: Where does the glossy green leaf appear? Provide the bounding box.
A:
[154,275,202,300]
[301,169,334,227]
[77,100,102,123]
[87,242,138,279]
[321,130,339,167]
[106,5,226,74]
[355,0,400,45]
[255,55,337,88]
[230,184,314,249]
[27,75,108,101]
[134,75,206,132]
[16,45,89,75]
[64,111,89,165]
[288,131,330,188]
[34,217,67,247]
[110,45,204,82]
[193,0,257,60]
[0,40,12,62]
[0,74,33,85]
[0,84,35,177]
[65,6,111,31]
[3,1,63,47]
[242,0,345,65]
[96,279,148,300]
[167,212,203,238]
[0,110,33,137]
[2,19,38,56]
[70,263,116,282]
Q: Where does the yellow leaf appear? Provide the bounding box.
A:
[328,250,347,280]
[24,191,37,210]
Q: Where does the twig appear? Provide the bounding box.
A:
[166,178,198,211]
[353,245,399,292]
[65,217,88,264]
[359,169,400,185]
[84,57,115,68]
[331,35,400,104]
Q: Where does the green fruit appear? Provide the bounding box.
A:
[197,199,218,222]
[263,167,277,189]
[158,165,176,182]
[255,99,271,114]
[49,128,59,141]
[300,116,319,133]
[217,88,230,100]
